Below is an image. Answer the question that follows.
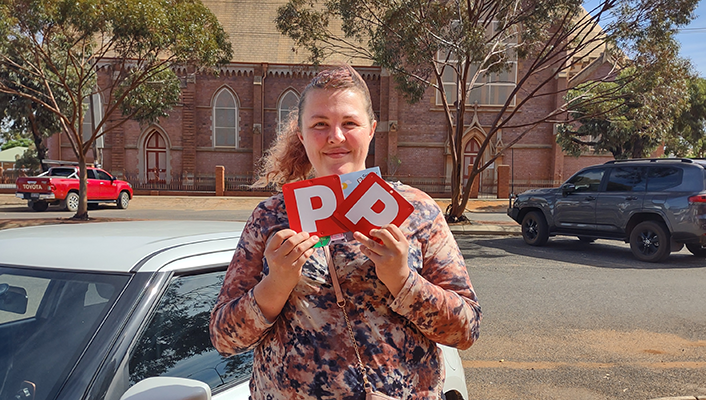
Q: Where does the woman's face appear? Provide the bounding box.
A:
[298,88,376,177]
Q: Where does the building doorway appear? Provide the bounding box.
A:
[145,130,167,183]
[463,138,480,183]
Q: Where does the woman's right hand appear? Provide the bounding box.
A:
[254,229,319,321]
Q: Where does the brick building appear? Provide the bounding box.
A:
[45,1,614,197]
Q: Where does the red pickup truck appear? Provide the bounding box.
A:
[15,166,133,212]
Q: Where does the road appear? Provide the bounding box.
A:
[1,194,705,399]
[459,235,706,400]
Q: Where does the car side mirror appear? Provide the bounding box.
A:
[561,183,576,197]
[119,377,211,400]
[0,283,28,314]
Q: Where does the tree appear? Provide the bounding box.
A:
[0,137,32,150]
[0,0,232,219]
[0,68,64,171]
[557,24,692,159]
[557,63,691,159]
[665,77,706,157]
[276,0,698,221]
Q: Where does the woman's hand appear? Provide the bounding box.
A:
[254,229,319,322]
[354,224,409,297]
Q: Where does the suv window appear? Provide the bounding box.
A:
[567,168,605,192]
[606,167,646,192]
[48,168,76,177]
[95,170,112,181]
[128,271,253,392]
[647,166,683,191]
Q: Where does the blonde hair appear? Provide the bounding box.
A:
[253,65,375,190]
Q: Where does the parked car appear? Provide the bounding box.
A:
[0,221,469,400]
[15,166,133,212]
[507,158,706,262]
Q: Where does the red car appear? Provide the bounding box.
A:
[15,166,133,212]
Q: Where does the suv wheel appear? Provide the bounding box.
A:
[65,192,80,213]
[521,211,549,246]
[629,221,670,262]
[685,243,706,257]
[117,191,130,209]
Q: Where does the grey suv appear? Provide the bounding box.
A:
[507,158,706,262]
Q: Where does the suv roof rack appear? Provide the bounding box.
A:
[604,158,694,164]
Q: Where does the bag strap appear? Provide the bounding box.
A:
[323,246,374,394]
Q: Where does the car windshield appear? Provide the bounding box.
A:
[0,266,129,400]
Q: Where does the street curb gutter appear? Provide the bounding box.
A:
[449,224,521,236]
[649,397,706,400]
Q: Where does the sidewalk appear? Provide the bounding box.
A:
[0,194,521,235]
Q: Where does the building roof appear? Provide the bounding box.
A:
[0,146,28,163]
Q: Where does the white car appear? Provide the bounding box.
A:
[0,221,469,400]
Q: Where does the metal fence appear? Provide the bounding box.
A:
[124,174,260,193]
[226,175,258,192]
[388,176,451,195]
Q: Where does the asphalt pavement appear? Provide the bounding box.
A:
[0,193,521,234]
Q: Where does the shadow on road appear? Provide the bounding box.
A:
[459,235,706,270]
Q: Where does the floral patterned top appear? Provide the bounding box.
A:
[210,183,481,400]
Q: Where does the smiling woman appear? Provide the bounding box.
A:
[209,65,481,400]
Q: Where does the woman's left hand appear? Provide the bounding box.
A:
[354,224,409,297]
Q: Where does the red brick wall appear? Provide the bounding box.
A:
[61,61,618,192]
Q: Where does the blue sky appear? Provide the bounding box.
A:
[675,1,706,77]
[584,0,706,78]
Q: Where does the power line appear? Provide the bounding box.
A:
[677,27,706,33]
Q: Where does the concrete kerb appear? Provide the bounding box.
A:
[449,218,521,236]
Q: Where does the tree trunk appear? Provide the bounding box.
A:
[72,154,90,220]
[446,103,469,222]
[26,104,49,172]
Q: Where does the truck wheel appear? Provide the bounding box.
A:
[31,201,49,212]
[117,191,130,209]
[629,221,670,262]
[521,211,549,246]
[65,192,80,212]
[686,243,706,257]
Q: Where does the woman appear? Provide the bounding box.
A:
[210,65,481,399]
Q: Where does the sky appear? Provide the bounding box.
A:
[675,1,706,77]
[584,0,706,78]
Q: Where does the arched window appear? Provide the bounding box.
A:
[145,130,167,183]
[278,90,299,131]
[463,138,481,181]
[213,89,238,147]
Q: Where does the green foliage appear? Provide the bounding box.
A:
[557,52,691,159]
[1,137,32,150]
[115,66,181,125]
[665,77,706,157]
[14,146,41,175]
[0,0,233,217]
[276,0,698,219]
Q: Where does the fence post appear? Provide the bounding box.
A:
[497,165,510,199]
[215,165,225,196]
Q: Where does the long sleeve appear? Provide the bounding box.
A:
[209,198,283,355]
[389,187,481,349]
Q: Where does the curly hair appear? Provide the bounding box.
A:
[253,65,375,190]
